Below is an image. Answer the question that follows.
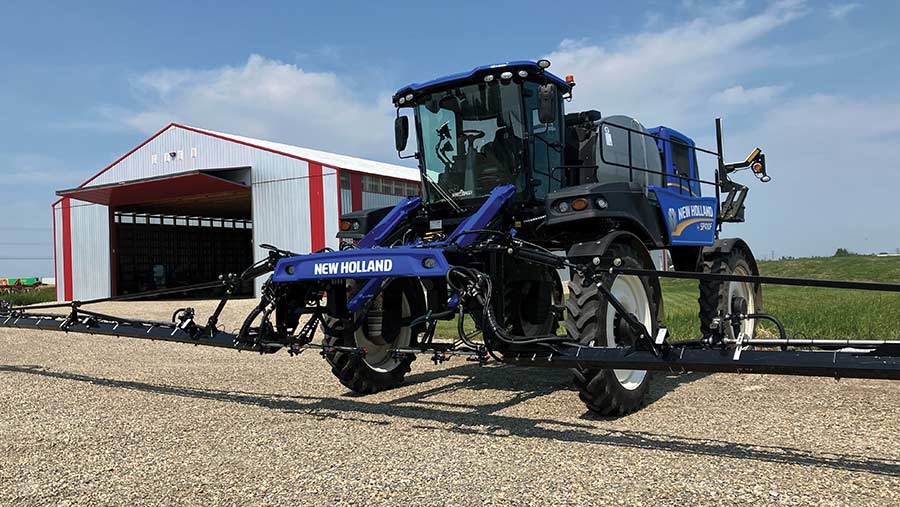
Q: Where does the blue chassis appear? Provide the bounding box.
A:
[271,177,720,313]
[272,184,516,312]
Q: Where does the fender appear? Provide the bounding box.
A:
[703,237,760,276]
[567,231,664,326]
[567,230,655,269]
[702,237,763,312]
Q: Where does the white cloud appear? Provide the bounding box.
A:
[712,84,786,105]
[828,2,860,19]
[544,0,900,256]
[725,93,900,256]
[111,55,398,162]
[543,0,807,128]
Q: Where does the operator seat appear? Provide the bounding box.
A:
[478,127,519,191]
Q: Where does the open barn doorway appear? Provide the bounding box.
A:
[104,169,254,298]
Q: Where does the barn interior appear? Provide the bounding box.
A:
[58,168,254,297]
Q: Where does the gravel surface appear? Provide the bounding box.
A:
[1,299,898,506]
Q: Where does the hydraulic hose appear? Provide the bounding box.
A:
[446,266,574,347]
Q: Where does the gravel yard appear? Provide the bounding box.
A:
[1,299,898,506]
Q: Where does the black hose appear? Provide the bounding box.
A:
[446,266,574,347]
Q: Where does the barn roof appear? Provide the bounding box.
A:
[58,123,420,205]
[182,124,421,181]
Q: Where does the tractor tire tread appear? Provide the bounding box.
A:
[566,242,656,417]
[325,340,414,394]
[698,248,761,337]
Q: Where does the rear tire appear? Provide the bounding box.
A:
[324,279,425,394]
[566,243,660,416]
[698,248,762,340]
[503,265,562,337]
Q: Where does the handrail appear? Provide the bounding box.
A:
[595,120,722,192]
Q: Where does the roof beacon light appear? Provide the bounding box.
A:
[537,59,551,69]
[565,75,575,84]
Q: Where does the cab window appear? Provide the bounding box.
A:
[523,82,563,200]
[671,142,692,179]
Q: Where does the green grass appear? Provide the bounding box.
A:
[434,255,900,341]
[0,287,56,306]
[664,255,900,340]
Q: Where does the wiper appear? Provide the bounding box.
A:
[421,171,465,214]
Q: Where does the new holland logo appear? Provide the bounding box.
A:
[313,259,393,276]
[669,203,715,236]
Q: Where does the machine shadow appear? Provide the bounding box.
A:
[2,363,898,477]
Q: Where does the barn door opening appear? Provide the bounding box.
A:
[113,212,253,297]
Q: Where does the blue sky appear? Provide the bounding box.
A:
[2,0,899,276]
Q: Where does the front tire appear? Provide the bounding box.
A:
[324,279,425,394]
[566,243,661,416]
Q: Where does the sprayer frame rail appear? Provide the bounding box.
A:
[503,344,900,380]
[3,301,900,382]
[3,311,899,380]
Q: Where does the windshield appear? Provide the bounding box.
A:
[416,82,526,202]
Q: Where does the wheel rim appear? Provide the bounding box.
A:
[727,265,756,340]
[606,275,650,390]
[354,290,412,373]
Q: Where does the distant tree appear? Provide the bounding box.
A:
[834,248,855,257]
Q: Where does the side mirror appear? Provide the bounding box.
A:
[538,84,558,124]
[395,116,409,152]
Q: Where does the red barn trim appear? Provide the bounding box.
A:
[308,163,326,252]
[61,198,73,301]
[51,204,58,301]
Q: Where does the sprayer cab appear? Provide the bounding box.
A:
[392,60,574,206]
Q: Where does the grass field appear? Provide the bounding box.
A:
[437,255,900,341]
[662,256,900,340]
[0,286,55,306]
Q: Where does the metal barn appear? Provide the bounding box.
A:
[52,124,420,301]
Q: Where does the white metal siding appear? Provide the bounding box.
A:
[251,155,309,294]
[340,188,353,213]
[69,199,110,300]
[342,188,408,212]
[362,192,405,209]
[52,202,65,301]
[89,126,256,186]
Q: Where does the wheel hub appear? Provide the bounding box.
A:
[606,275,651,391]
[612,312,639,348]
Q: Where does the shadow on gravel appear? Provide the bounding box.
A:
[3,363,898,477]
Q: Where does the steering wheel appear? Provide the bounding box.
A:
[460,129,486,155]
[461,129,486,143]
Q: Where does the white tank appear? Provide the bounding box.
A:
[595,115,663,188]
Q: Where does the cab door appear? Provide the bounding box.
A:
[651,127,701,197]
